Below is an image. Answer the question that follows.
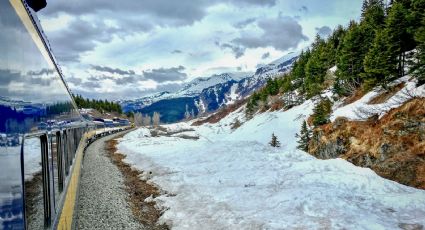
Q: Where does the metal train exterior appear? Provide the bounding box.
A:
[0,1,130,229]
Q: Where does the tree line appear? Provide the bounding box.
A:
[73,94,123,114]
[247,0,424,115]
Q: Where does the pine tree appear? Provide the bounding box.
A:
[296,121,312,152]
[312,98,333,126]
[363,30,395,89]
[361,0,385,34]
[336,21,368,94]
[269,133,281,147]
[384,2,415,78]
[411,0,425,85]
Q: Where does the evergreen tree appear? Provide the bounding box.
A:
[312,98,333,126]
[296,121,311,152]
[291,49,311,93]
[385,2,414,78]
[304,35,331,98]
[361,0,385,26]
[336,21,368,94]
[410,0,425,84]
[363,30,395,89]
[269,133,281,147]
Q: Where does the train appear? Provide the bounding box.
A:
[0,0,131,229]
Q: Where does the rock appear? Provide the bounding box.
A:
[333,117,348,129]
[398,223,424,230]
[379,143,391,160]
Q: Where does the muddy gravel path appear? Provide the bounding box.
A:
[76,131,167,230]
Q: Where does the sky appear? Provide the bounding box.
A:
[38,0,363,100]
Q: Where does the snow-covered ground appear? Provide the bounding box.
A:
[118,95,425,229]
[332,76,425,121]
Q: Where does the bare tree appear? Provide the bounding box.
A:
[134,113,143,127]
[184,104,190,120]
[152,112,160,127]
[143,114,152,127]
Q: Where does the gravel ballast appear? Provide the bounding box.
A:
[76,132,146,229]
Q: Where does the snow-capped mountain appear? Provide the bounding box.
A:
[121,52,299,122]
[176,73,241,97]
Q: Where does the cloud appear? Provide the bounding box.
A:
[66,76,83,85]
[0,68,53,86]
[171,49,183,54]
[87,71,145,86]
[91,65,136,75]
[27,68,55,76]
[261,52,270,59]
[82,81,101,89]
[234,18,256,29]
[299,6,308,12]
[46,18,119,62]
[219,43,246,59]
[143,66,187,83]
[41,0,276,27]
[315,26,332,38]
[232,16,308,51]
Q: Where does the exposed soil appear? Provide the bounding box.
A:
[310,98,425,189]
[106,136,169,230]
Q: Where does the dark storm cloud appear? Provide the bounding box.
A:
[262,52,270,59]
[91,65,136,75]
[143,66,187,83]
[315,26,332,38]
[232,16,308,51]
[219,43,245,59]
[234,18,256,29]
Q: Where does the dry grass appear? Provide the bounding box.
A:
[343,87,366,105]
[368,82,405,105]
[310,98,425,189]
[106,138,169,229]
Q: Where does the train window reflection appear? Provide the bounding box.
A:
[1,0,82,229]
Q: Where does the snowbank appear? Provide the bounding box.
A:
[118,98,425,229]
[332,77,425,121]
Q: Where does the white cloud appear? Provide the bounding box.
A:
[38,0,362,99]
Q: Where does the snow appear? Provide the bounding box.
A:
[23,137,42,181]
[118,97,425,229]
[331,76,425,121]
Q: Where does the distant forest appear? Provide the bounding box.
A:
[247,0,424,114]
[73,94,122,114]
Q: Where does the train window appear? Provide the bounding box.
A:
[1,0,83,229]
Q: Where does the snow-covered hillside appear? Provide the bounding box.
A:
[118,93,425,229]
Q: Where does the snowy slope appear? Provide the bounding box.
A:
[118,97,425,229]
[332,76,425,121]
[175,73,242,97]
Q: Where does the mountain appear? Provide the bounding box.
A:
[121,52,299,123]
